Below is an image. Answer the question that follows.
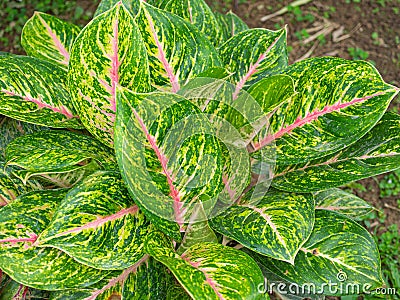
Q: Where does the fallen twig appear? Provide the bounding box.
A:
[260,0,313,22]
[384,203,400,213]
[295,41,319,62]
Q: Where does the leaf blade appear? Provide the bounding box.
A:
[21,12,80,67]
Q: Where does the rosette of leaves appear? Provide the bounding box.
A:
[0,0,399,299]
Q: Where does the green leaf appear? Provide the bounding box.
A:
[135,2,221,91]
[248,210,383,296]
[0,56,81,128]
[247,75,295,115]
[158,0,222,46]
[0,279,49,300]
[146,231,265,299]
[0,116,48,159]
[177,203,218,255]
[37,171,149,270]
[218,28,287,93]
[0,190,108,290]
[166,283,191,300]
[68,3,151,147]
[6,130,117,183]
[49,257,173,300]
[115,88,223,235]
[314,188,374,220]
[251,57,399,165]
[94,0,141,17]
[272,112,400,192]
[215,11,249,44]
[21,12,80,68]
[12,159,101,188]
[0,168,26,207]
[210,190,314,263]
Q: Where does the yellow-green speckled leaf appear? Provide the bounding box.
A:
[0,56,81,129]
[247,210,383,296]
[158,0,222,46]
[0,189,109,290]
[272,112,400,192]
[94,0,141,17]
[0,116,48,159]
[37,171,150,270]
[314,188,374,220]
[135,2,221,92]
[251,57,399,165]
[21,12,80,68]
[68,3,151,147]
[115,87,223,237]
[218,28,287,92]
[210,190,314,263]
[6,130,117,175]
[49,256,174,300]
[0,166,26,207]
[177,203,218,255]
[214,11,249,45]
[145,231,265,300]
[0,279,50,300]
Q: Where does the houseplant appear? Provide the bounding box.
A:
[0,0,399,298]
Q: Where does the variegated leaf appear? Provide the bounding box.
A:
[247,210,383,296]
[135,2,221,91]
[0,116,48,159]
[49,256,173,300]
[158,0,222,46]
[21,12,80,68]
[0,279,26,300]
[214,11,249,45]
[210,190,314,263]
[68,3,151,147]
[314,188,374,220]
[272,112,400,192]
[166,284,191,300]
[0,56,81,128]
[177,203,218,255]
[145,231,265,299]
[6,130,116,175]
[94,0,140,17]
[250,57,399,165]
[0,279,49,300]
[37,171,149,270]
[218,28,287,94]
[247,75,295,115]
[0,190,108,290]
[0,168,25,207]
[12,160,101,188]
[115,88,222,235]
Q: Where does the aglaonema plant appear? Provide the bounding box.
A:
[0,0,399,299]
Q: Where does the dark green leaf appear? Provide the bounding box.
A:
[248,210,383,296]
[272,112,400,192]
